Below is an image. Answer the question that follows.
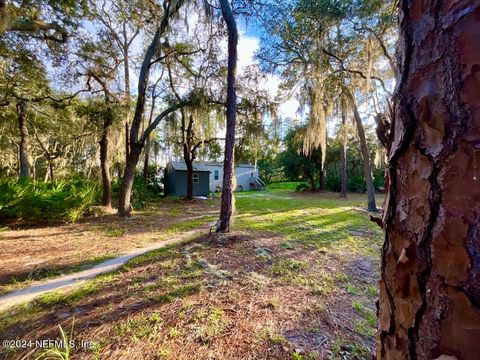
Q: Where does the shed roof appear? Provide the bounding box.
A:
[168,161,211,172]
[201,162,256,168]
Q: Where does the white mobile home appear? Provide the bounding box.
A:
[164,161,265,193]
[203,163,265,192]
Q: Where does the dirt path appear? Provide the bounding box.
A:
[0,200,219,288]
[0,225,212,312]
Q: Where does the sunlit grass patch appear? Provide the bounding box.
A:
[36,272,118,308]
[151,283,201,304]
[0,255,116,296]
[270,259,308,275]
[331,338,371,359]
[234,190,383,256]
[351,300,376,339]
[192,306,229,343]
[115,311,163,341]
[123,246,180,270]
[104,226,126,237]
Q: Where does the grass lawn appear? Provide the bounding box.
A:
[0,187,383,359]
[0,198,219,295]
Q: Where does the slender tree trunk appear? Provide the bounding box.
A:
[116,1,185,218]
[17,100,30,179]
[124,124,130,167]
[99,97,113,207]
[217,0,238,232]
[351,98,377,211]
[143,83,157,183]
[318,167,325,191]
[182,112,195,200]
[49,161,54,181]
[118,146,141,217]
[340,111,347,197]
[143,141,150,183]
[310,175,316,191]
[377,2,480,359]
[124,45,131,166]
[99,135,111,207]
[185,151,194,200]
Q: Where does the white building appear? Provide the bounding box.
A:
[203,163,265,192]
[165,161,265,192]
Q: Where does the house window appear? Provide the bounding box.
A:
[193,173,199,183]
[214,170,219,180]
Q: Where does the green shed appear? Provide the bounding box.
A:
[164,162,211,197]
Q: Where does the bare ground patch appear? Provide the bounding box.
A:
[0,229,381,359]
[0,199,219,293]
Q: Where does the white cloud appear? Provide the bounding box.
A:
[237,30,300,121]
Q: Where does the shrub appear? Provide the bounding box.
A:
[0,179,100,223]
[295,183,310,192]
[112,167,163,210]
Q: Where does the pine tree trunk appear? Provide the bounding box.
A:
[17,100,30,179]
[352,100,377,211]
[217,0,238,232]
[340,111,347,197]
[377,2,480,359]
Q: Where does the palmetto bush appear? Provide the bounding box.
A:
[0,179,100,223]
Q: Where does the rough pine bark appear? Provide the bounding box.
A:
[377,2,480,359]
[340,111,347,197]
[217,0,238,232]
[17,100,30,179]
[352,100,377,211]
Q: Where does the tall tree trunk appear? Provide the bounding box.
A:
[182,112,195,200]
[143,143,150,183]
[118,146,141,217]
[125,121,130,159]
[377,2,480,359]
[351,98,377,211]
[318,167,325,191]
[124,45,131,167]
[340,111,347,197]
[99,97,113,207]
[143,82,157,183]
[17,100,30,179]
[308,172,316,191]
[49,161,54,181]
[116,0,185,218]
[217,0,238,232]
[185,151,194,200]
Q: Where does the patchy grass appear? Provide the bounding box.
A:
[0,255,115,296]
[0,189,383,359]
[0,198,218,294]
[235,190,382,256]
